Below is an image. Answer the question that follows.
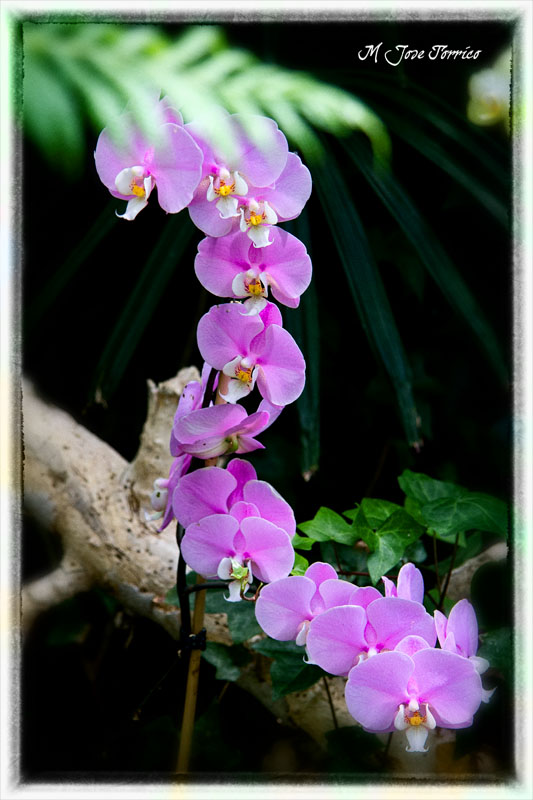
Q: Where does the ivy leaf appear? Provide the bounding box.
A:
[366,510,425,585]
[225,601,262,644]
[291,532,315,551]
[291,553,309,576]
[298,507,356,545]
[421,493,508,539]
[251,639,323,701]
[360,498,404,529]
[398,469,466,504]
[202,642,251,682]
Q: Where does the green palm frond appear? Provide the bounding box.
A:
[22,22,391,172]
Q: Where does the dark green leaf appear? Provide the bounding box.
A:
[23,49,85,175]
[202,641,251,681]
[291,532,315,551]
[345,136,508,384]
[360,497,404,529]
[366,509,425,584]
[291,553,309,576]
[423,587,453,616]
[398,469,466,504]
[421,493,508,539]
[478,627,512,681]
[225,600,262,644]
[298,506,356,545]
[350,506,378,551]
[319,541,369,578]
[251,639,323,701]
[312,150,421,447]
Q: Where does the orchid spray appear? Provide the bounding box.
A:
[95,95,492,772]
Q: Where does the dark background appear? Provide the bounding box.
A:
[21,18,513,778]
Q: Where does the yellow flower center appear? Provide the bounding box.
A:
[407,711,426,727]
[131,183,146,198]
[217,181,235,197]
[246,278,263,296]
[235,366,253,383]
[249,213,264,226]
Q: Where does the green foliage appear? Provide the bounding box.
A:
[478,627,512,682]
[398,469,508,541]
[291,552,309,576]
[202,641,251,682]
[298,506,357,546]
[251,639,324,701]
[291,532,315,551]
[22,23,389,171]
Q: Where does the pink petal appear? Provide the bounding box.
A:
[239,517,294,583]
[231,114,288,186]
[446,599,479,658]
[243,480,296,538]
[412,648,482,726]
[366,597,436,651]
[180,514,240,577]
[172,466,236,527]
[151,124,203,213]
[188,190,236,237]
[345,651,413,731]
[395,635,433,657]
[226,458,258,506]
[255,153,312,220]
[197,303,264,370]
[251,228,312,306]
[258,301,283,329]
[318,578,360,611]
[175,404,247,444]
[253,325,306,406]
[94,120,144,198]
[195,232,254,297]
[304,562,338,586]
[434,609,448,649]
[350,586,383,609]
[255,575,316,640]
[396,563,425,604]
[306,605,368,676]
[229,500,260,522]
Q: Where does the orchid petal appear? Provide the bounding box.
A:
[253,325,306,406]
[172,466,236,527]
[181,514,240,577]
[366,597,437,651]
[255,575,316,640]
[306,605,367,676]
[411,648,483,727]
[257,153,312,220]
[239,517,294,583]
[345,651,413,731]
[243,480,296,538]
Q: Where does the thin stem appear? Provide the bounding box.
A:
[438,531,460,611]
[185,580,228,595]
[177,574,206,772]
[322,676,338,730]
[176,523,191,638]
[201,367,217,409]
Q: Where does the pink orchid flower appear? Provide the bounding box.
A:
[434,599,493,703]
[345,648,483,752]
[305,594,436,676]
[185,112,311,247]
[255,562,357,645]
[180,513,294,601]
[194,227,312,314]
[197,301,305,405]
[172,458,295,540]
[381,562,425,604]
[171,398,283,460]
[95,97,203,220]
[146,453,192,531]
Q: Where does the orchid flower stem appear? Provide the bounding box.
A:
[322,676,339,730]
[177,372,231,773]
[438,531,460,612]
[201,367,217,409]
[176,573,206,773]
[185,580,228,594]
[176,523,191,638]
